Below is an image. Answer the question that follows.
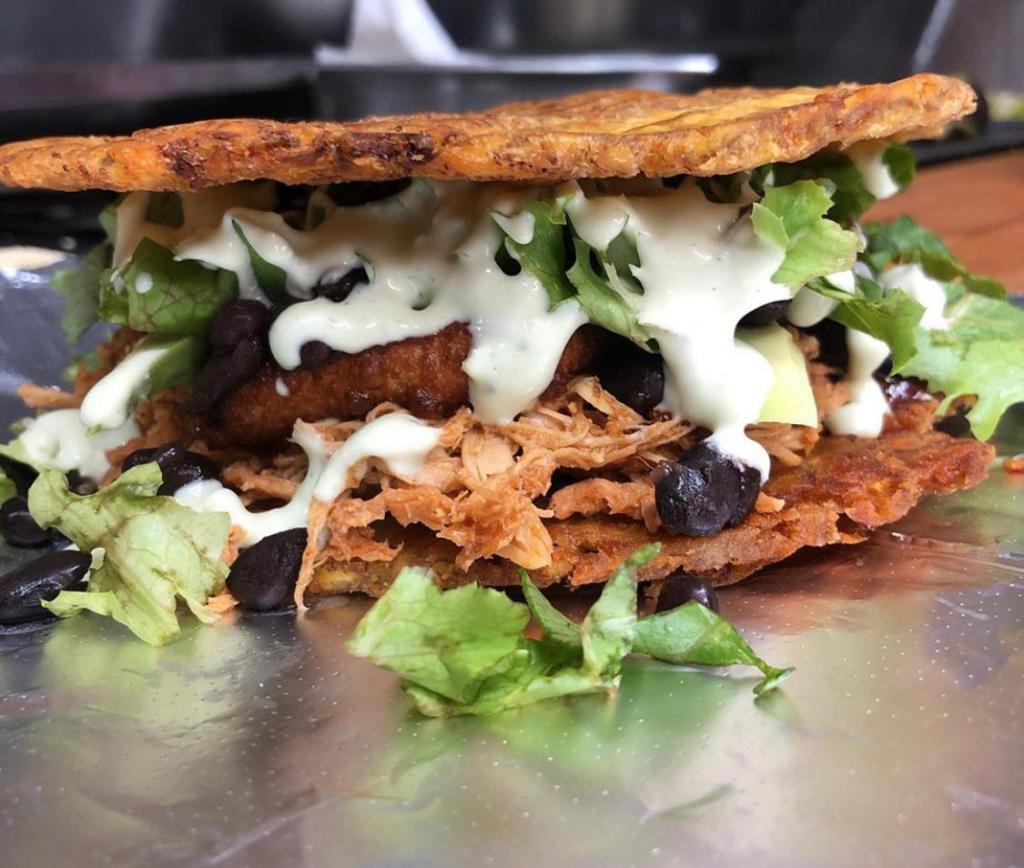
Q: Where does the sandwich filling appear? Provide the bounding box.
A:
[2,139,1019,645]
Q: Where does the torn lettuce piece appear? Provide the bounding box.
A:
[580,543,649,677]
[766,143,915,224]
[500,199,576,306]
[30,464,230,645]
[51,242,112,343]
[349,548,658,717]
[901,293,1024,441]
[809,274,925,370]
[520,556,791,695]
[863,216,1005,299]
[347,567,530,705]
[0,466,14,504]
[566,236,651,345]
[633,602,794,695]
[751,180,859,288]
[99,237,238,335]
[146,333,207,395]
[404,640,605,718]
[880,143,917,191]
[232,220,289,302]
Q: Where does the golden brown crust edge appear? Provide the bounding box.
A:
[309,429,994,598]
[0,74,974,192]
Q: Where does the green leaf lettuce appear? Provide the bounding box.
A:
[751,180,859,288]
[99,237,238,335]
[29,464,230,645]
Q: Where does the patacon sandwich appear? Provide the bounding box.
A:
[0,74,1018,668]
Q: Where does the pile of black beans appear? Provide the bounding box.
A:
[0,457,90,625]
[189,267,369,416]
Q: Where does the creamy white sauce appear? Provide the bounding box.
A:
[274,377,290,397]
[846,142,900,201]
[134,272,154,294]
[313,414,442,502]
[174,414,440,546]
[566,182,789,479]
[112,184,277,269]
[491,210,535,245]
[786,270,853,327]
[79,343,171,430]
[880,263,949,330]
[825,328,891,437]
[15,409,138,481]
[212,182,588,425]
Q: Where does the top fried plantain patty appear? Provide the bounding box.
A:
[0,75,974,191]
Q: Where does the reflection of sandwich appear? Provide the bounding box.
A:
[0,74,1017,645]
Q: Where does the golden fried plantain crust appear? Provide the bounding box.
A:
[0,75,973,192]
[309,429,994,597]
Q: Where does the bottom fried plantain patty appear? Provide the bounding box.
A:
[308,428,994,596]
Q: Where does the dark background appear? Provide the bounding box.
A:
[0,0,1020,136]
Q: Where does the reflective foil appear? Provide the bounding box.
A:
[1,261,1023,867]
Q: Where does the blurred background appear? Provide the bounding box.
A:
[1,0,1022,247]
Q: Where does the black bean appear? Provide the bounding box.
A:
[209,300,269,349]
[226,529,307,611]
[739,300,789,328]
[803,319,849,371]
[157,451,220,496]
[656,573,720,613]
[0,550,91,624]
[0,455,38,497]
[935,412,973,439]
[0,497,61,548]
[190,335,266,411]
[315,266,368,303]
[65,470,97,496]
[299,340,336,369]
[122,443,187,472]
[600,338,665,416]
[652,443,760,536]
[728,462,761,528]
[121,443,218,494]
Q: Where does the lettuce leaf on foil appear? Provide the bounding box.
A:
[28,464,230,645]
[348,545,791,716]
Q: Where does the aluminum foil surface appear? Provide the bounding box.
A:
[1,260,1022,867]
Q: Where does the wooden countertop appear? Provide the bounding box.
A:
[867,150,1024,293]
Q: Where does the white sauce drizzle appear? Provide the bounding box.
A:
[566,182,788,479]
[274,377,290,397]
[174,414,440,546]
[134,272,154,295]
[825,328,892,437]
[15,409,138,481]
[112,184,278,269]
[880,263,949,330]
[787,269,853,327]
[175,181,586,424]
[313,414,441,502]
[79,343,171,430]
[846,142,900,201]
